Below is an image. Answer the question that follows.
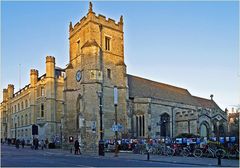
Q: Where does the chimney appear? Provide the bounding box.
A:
[30,69,38,87]
[3,89,8,101]
[7,84,14,98]
[46,56,55,78]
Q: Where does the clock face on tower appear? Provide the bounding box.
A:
[76,70,81,82]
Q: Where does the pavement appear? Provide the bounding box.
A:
[1,144,239,167]
[34,147,239,167]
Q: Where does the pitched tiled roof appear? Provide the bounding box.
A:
[127,74,199,106]
[193,96,221,110]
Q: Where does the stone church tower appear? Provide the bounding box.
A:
[63,3,128,152]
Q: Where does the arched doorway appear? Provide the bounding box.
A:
[160,113,170,137]
[219,124,225,137]
[200,124,208,137]
[200,121,210,137]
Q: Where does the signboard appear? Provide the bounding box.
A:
[114,87,118,105]
[196,138,201,144]
[219,137,224,143]
[112,124,123,132]
[226,137,229,142]
[230,137,236,143]
[176,138,182,144]
[91,121,96,133]
[182,138,187,144]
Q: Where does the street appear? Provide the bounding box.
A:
[1,144,238,167]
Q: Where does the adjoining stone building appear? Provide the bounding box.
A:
[127,75,227,139]
[1,3,227,152]
[227,108,239,137]
[0,56,65,143]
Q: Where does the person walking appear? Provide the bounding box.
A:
[33,138,39,150]
[16,139,20,149]
[74,140,80,155]
[40,140,44,150]
[45,138,49,149]
[33,138,36,150]
[21,139,25,148]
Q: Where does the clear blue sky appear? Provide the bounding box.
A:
[1,1,239,110]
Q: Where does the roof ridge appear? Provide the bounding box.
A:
[192,95,211,101]
[127,74,188,92]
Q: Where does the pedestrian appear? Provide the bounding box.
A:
[33,138,39,150]
[74,140,80,155]
[16,139,20,149]
[31,140,34,150]
[40,140,44,150]
[45,138,49,149]
[33,138,36,149]
[21,139,25,148]
[36,138,39,150]
[8,138,11,146]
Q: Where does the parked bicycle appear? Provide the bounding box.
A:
[193,145,225,158]
[181,145,196,157]
[225,144,239,159]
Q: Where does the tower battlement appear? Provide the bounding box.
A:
[46,56,55,63]
[30,69,39,75]
[8,84,14,89]
[69,2,123,38]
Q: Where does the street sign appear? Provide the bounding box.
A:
[112,124,123,132]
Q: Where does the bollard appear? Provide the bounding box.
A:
[147,152,150,161]
[70,147,72,154]
[218,156,221,166]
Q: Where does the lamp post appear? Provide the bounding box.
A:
[15,123,17,142]
[97,91,104,156]
[97,22,104,156]
[114,86,119,157]
[147,126,151,160]
[59,120,63,149]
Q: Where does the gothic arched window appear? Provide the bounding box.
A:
[160,113,170,137]
[25,99,28,108]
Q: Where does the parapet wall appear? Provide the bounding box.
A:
[46,56,55,63]
[30,69,39,76]
[70,11,123,38]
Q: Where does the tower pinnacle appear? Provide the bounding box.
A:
[89,1,93,13]
[120,15,123,24]
[69,21,73,32]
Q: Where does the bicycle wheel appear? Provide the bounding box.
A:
[215,149,226,159]
[176,149,183,156]
[206,150,215,158]
[193,149,203,158]
[166,148,174,156]
[181,149,189,157]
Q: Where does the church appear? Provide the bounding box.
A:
[62,3,227,152]
[1,3,227,153]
